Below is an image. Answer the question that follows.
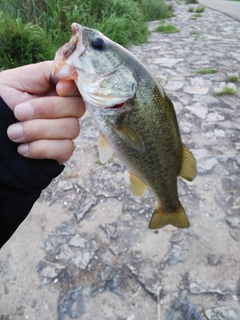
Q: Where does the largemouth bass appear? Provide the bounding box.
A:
[51,23,197,229]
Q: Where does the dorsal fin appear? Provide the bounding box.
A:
[179,143,197,182]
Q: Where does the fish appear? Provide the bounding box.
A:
[51,23,197,229]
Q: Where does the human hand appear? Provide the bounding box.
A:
[0,61,85,164]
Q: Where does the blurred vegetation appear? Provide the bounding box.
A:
[213,87,236,96]
[0,0,174,69]
[185,0,198,4]
[196,69,218,75]
[154,23,179,34]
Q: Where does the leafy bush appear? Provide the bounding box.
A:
[0,13,53,69]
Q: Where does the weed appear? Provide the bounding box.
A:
[138,0,174,21]
[185,0,198,3]
[154,24,179,34]
[190,31,199,35]
[196,69,218,74]
[188,7,194,12]
[227,76,239,82]
[189,30,200,40]
[195,5,205,13]
[213,87,236,96]
[190,13,202,20]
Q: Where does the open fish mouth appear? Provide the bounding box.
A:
[50,23,85,85]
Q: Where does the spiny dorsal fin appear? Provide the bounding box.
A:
[148,203,190,229]
[179,143,197,182]
[98,132,114,164]
[130,172,147,197]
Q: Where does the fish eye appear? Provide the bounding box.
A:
[92,37,105,50]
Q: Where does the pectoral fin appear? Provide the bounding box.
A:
[98,132,114,164]
[179,143,197,182]
[148,203,190,229]
[114,121,145,152]
[130,172,147,197]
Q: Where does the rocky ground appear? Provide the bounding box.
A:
[0,1,240,320]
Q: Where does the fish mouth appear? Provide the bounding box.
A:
[105,102,126,110]
[50,23,85,85]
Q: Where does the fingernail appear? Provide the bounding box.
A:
[7,123,23,141]
[68,87,77,96]
[14,103,34,120]
[18,144,29,156]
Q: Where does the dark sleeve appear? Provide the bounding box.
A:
[0,97,64,248]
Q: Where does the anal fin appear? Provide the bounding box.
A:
[130,172,147,197]
[148,203,190,229]
[179,143,197,182]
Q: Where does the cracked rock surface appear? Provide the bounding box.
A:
[0,1,240,319]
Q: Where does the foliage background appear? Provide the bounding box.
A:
[0,0,173,69]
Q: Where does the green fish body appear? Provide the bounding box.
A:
[51,23,197,229]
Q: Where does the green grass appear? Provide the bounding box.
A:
[189,5,205,13]
[213,87,236,96]
[0,13,54,69]
[0,0,174,69]
[154,24,179,34]
[227,76,239,82]
[190,13,203,20]
[195,6,205,12]
[190,31,199,35]
[196,68,218,74]
[138,0,174,21]
[189,30,200,40]
[185,0,198,3]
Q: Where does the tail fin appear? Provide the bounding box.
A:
[148,204,190,229]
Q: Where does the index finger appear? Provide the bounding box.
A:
[14,95,85,121]
[1,61,54,95]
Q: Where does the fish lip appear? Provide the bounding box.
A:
[50,23,85,84]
